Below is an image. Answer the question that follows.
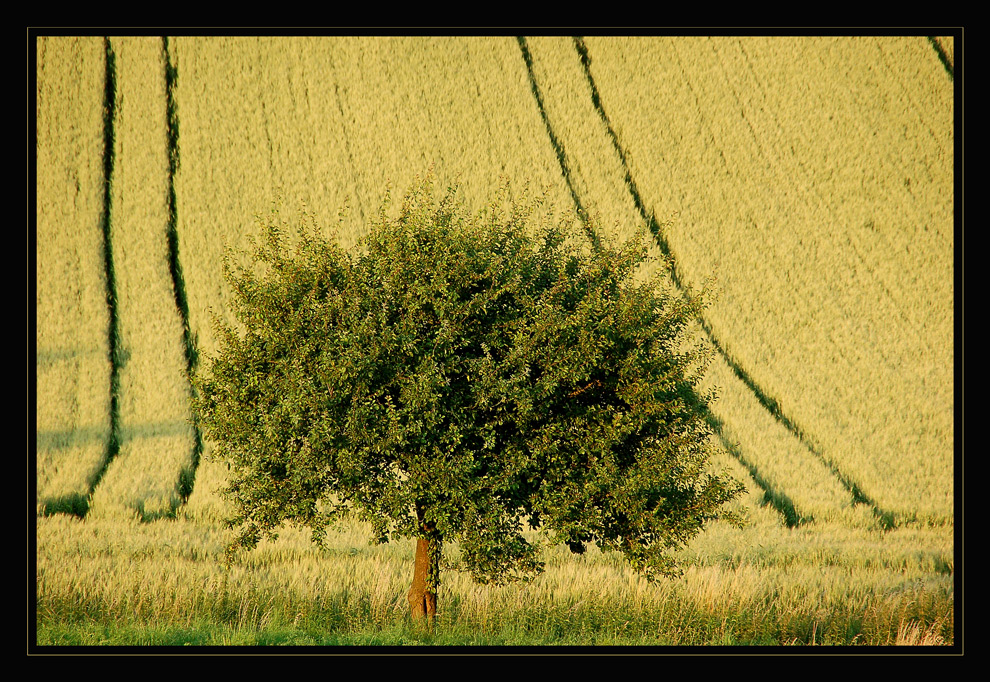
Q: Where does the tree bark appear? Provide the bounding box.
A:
[407,501,441,625]
[407,534,440,625]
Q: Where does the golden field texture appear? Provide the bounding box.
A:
[36,510,953,645]
[578,36,954,523]
[171,37,571,354]
[86,37,198,520]
[35,37,113,509]
[521,36,863,527]
[33,34,957,646]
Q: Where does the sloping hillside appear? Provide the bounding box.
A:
[35,35,955,531]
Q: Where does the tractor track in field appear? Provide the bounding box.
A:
[927,36,954,81]
[91,37,122,514]
[163,36,203,504]
[41,37,206,518]
[516,37,594,248]
[50,37,123,519]
[518,35,809,526]
[558,36,901,528]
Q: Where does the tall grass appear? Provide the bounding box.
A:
[35,512,953,647]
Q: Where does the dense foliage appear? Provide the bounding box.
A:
[193,177,742,602]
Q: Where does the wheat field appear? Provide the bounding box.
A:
[32,34,958,648]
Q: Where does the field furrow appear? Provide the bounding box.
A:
[86,37,197,520]
[35,37,113,513]
[519,37,643,243]
[33,33,958,647]
[171,36,574,516]
[581,36,953,522]
[523,36,861,524]
[929,36,954,78]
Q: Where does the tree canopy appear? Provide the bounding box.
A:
[193,176,743,620]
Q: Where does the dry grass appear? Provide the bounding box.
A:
[894,618,949,646]
[36,511,953,646]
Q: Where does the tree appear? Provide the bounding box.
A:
[192,175,743,624]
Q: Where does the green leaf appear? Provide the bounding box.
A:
[192,172,742,587]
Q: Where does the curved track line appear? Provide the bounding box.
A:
[89,37,122,515]
[569,37,895,528]
[517,36,806,526]
[927,36,954,81]
[42,38,122,519]
[163,37,204,505]
[516,37,596,248]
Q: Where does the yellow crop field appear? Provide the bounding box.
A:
[85,37,198,520]
[172,36,570,356]
[33,33,959,647]
[35,37,112,511]
[580,36,954,523]
[521,36,864,526]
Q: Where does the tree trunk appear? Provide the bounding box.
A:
[407,534,440,625]
[407,503,442,625]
